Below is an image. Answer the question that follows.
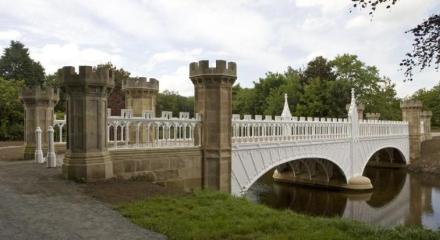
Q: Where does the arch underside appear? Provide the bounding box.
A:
[231,136,409,195]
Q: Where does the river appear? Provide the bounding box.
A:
[246,167,440,230]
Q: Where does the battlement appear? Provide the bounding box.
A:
[122,77,159,91]
[20,86,59,102]
[60,65,114,88]
[365,112,381,119]
[189,60,236,78]
[421,111,433,117]
[400,100,423,109]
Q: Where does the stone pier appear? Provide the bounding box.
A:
[19,86,59,160]
[61,66,115,181]
[401,100,423,161]
[189,60,237,192]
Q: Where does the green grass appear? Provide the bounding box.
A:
[117,191,440,240]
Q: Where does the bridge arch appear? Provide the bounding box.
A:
[232,150,349,195]
[358,143,409,180]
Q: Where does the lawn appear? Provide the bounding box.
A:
[117,191,440,240]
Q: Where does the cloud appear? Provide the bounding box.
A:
[0,30,21,41]
[30,44,123,73]
[158,65,193,96]
[0,0,438,97]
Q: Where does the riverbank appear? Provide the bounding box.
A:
[408,136,440,175]
[117,191,440,240]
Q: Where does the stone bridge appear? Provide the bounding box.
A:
[20,59,431,196]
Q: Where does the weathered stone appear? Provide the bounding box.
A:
[190,60,236,193]
[20,86,59,159]
[122,77,158,143]
[401,100,423,161]
[365,112,380,121]
[61,65,114,181]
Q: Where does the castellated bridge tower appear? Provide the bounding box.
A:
[189,60,237,192]
[401,100,423,161]
[20,86,59,159]
[122,77,159,116]
[61,66,115,181]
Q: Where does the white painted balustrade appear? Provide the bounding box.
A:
[232,115,351,144]
[107,109,202,149]
[359,120,408,138]
[232,115,408,144]
[53,114,66,143]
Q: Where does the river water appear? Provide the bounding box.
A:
[246,167,440,230]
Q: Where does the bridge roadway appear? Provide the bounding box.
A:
[230,91,409,195]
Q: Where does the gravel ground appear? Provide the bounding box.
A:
[0,160,166,240]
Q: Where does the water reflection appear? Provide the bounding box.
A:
[246,167,440,230]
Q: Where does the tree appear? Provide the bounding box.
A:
[156,90,194,117]
[0,41,45,86]
[412,83,440,128]
[0,78,24,140]
[231,54,401,120]
[352,0,440,81]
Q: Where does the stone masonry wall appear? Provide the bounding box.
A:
[110,147,202,191]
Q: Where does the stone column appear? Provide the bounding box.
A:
[20,86,59,160]
[421,111,432,141]
[122,77,159,143]
[61,65,115,181]
[365,112,380,121]
[401,100,423,161]
[189,60,236,192]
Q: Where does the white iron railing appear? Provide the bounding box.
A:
[232,114,408,145]
[232,115,351,144]
[359,120,408,138]
[53,114,66,143]
[107,109,202,149]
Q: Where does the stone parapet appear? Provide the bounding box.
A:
[400,100,423,109]
[365,112,381,121]
[122,77,159,91]
[189,60,236,78]
[61,66,115,89]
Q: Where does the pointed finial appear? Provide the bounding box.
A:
[281,93,292,119]
[351,88,355,101]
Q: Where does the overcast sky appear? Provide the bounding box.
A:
[0,0,438,97]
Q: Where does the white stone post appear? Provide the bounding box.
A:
[47,126,57,168]
[35,127,44,163]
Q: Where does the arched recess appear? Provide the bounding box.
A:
[359,146,408,180]
[360,146,407,208]
[236,155,348,195]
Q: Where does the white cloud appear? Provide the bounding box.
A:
[0,30,21,40]
[158,65,193,96]
[0,0,438,97]
[30,44,123,74]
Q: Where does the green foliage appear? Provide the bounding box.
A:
[156,90,194,117]
[0,41,45,87]
[0,78,24,140]
[233,54,401,120]
[412,83,440,127]
[118,191,440,240]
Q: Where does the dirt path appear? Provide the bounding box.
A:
[0,160,166,240]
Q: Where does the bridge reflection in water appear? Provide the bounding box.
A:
[246,167,440,230]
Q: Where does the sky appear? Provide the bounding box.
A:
[0,0,438,97]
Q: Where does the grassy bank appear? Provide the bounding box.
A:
[117,191,439,240]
